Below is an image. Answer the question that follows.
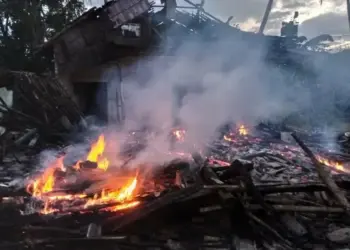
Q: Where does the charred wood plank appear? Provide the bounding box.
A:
[291,133,350,212]
[247,204,345,213]
[105,185,202,232]
[203,183,329,194]
[201,166,233,201]
[246,211,293,249]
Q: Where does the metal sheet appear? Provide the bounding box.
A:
[106,0,150,28]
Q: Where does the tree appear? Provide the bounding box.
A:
[0,0,87,72]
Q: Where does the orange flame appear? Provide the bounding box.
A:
[238,125,248,136]
[84,176,138,208]
[26,134,139,214]
[86,135,109,171]
[223,124,248,142]
[223,134,235,142]
[41,201,58,215]
[26,156,65,197]
[104,200,140,212]
[173,129,186,142]
[316,156,350,174]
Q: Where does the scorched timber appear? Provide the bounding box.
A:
[4,130,350,249]
[105,185,202,232]
[291,133,350,211]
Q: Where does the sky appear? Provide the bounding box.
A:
[200,0,349,38]
[88,0,350,39]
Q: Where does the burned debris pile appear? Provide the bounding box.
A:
[0,70,84,160]
[1,1,350,250]
[1,125,350,250]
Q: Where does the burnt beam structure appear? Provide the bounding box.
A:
[44,0,152,77]
[34,0,350,126]
[36,0,151,124]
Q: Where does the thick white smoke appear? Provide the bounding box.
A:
[36,22,350,169]
[115,35,320,164]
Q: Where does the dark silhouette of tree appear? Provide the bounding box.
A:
[0,0,86,72]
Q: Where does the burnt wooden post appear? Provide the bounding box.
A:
[106,79,118,124]
[172,85,187,127]
[116,73,125,123]
[104,66,124,125]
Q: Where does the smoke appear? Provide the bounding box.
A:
[107,39,293,162]
[33,22,350,169]
[102,28,350,164]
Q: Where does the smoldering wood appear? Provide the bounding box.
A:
[291,133,350,211]
[1,2,350,250]
[203,182,333,194]
[25,0,345,137]
[106,184,203,232]
[247,204,346,213]
[2,160,349,250]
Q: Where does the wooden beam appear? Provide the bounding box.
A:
[347,0,350,32]
[259,0,274,34]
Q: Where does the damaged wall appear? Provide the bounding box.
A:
[67,57,143,124]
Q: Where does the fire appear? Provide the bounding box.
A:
[26,156,65,197]
[223,124,248,142]
[238,125,248,135]
[42,201,58,215]
[26,134,139,214]
[86,134,109,171]
[223,134,235,142]
[104,200,140,212]
[84,177,138,208]
[172,129,186,142]
[208,157,230,166]
[316,156,350,174]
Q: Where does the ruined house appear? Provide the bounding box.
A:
[36,0,267,124]
[37,0,153,124]
[36,0,333,125]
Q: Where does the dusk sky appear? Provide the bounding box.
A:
[89,0,350,39]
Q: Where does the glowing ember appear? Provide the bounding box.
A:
[316,156,350,174]
[223,134,235,142]
[223,124,248,142]
[41,201,58,215]
[26,134,140,214]
[26,129,349,216]
[238,125,248,136]
[172,129,186,142]
[208,158,230,166]
[104,200,140,212]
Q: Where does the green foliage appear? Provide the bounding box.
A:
[0,0,86,72]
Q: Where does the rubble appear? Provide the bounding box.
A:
[0,123,349,250]
[0,1,350,249]
[327,227,350,243]
[0,70,84,160]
